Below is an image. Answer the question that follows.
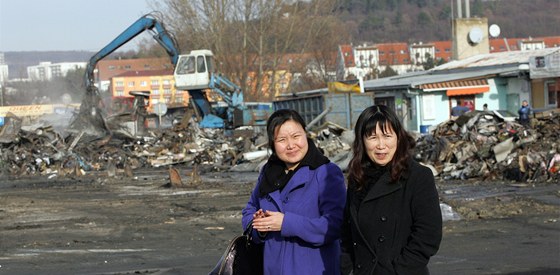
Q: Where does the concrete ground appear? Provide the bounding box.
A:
[0,167,558,275]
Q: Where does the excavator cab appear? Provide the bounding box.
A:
[174,49,214,90]
[173,49,244,129]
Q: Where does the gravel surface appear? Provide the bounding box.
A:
[0,167,558,275]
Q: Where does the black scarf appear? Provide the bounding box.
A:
[259,139,329,197]
[353,163,389,210]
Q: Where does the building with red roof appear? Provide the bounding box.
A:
[336,36,560,82]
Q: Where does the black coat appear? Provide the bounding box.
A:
[341,159,442,275]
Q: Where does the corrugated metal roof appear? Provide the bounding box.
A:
[434,47,560,70]
[362,48,560,92]
[362,66,515,91]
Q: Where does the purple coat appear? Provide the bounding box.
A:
[242,162,346,275]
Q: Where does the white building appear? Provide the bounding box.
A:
[337,43,415,81]
[0,53,8,83]
[520,39,546,51]
[27,61,86,81]
[410,42,435,66]
[353,45,379,79]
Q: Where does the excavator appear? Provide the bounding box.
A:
[174,49,244,128]
[71,13,244,137]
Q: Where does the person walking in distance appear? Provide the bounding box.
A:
[518,100,532,128]
[450,100,470,120]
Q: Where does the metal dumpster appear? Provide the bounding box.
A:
[273,89,375,129]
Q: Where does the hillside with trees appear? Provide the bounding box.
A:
[337,0,560,44]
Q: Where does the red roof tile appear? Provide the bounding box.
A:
[376,43,409,65]
[339,44,355,67]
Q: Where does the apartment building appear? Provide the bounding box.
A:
[410,41,453,66]
[109,69,189,114]
[96,57,173,92]
[27,61,86,81]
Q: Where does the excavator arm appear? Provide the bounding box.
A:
[84,14,180,92]
[73,14,180,137]
[209,74,244,108]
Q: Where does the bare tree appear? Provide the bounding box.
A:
[150,0,346,101]
[299,13,349,90]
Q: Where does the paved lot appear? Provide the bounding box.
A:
[0,168,558,274]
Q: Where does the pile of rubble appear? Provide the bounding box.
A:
[305,111,559,183]
[413,111,559,182]
[289,112,559,183]
[0,115,256,178]
[0,110,558,183]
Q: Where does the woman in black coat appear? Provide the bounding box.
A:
[341,105,442,275]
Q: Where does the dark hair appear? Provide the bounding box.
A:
[347,105,415,189]
[266,109,307,155]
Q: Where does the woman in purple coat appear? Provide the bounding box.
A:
[341,105,442,275]
[242,109,346,275]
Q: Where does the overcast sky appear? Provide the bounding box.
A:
[0,0,159,52]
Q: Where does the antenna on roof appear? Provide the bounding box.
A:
[489,24,509,51]
[489,24,501,38]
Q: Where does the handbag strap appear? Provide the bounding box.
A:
[244,220,254,236]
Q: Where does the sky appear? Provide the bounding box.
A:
[0,0,160,52]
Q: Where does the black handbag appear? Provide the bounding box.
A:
[209,221,264,275]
